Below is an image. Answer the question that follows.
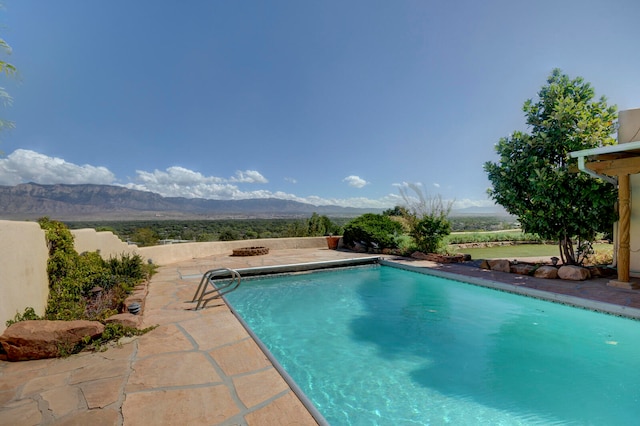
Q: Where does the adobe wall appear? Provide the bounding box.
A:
[71,228,138,259]
[618,108,640,277]
[138,236,328,265]
[0,220,49,334]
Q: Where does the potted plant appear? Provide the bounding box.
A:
[326,234,341,250]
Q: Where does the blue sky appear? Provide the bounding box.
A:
[0,0,639,211]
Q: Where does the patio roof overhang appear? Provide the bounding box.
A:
[569,141,640,289]
[569,140,640,182]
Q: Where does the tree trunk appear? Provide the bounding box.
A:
[559,236,576,265]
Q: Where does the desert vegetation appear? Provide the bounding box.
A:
[6,218,156,353]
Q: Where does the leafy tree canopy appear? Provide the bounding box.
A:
[484,69,618,264]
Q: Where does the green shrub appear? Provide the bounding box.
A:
[108,253,146,280]
[6,307,41,327]
[84,323,157,352]
[411,215,451,254]
[36,218,151,322]
[343,213,404,249]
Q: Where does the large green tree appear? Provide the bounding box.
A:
[484,69,618,265]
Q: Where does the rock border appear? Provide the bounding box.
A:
[479,258,615,281]
[231,246,270,256]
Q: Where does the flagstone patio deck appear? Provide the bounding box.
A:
[2,248,640,425]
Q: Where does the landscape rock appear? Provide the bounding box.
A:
[411,251,430,260]
[105,313,140,328]
[588,266,615,278]
[352,242,368,253]
[534,265,558,279]
[479,259,490,270]
[558,265,591,281]
[0,320,104,361]
[487,259,511,273]
[510,264,536,275]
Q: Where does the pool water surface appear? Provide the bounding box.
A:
[225,265,640,425]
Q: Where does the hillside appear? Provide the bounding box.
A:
[0,183,377,220]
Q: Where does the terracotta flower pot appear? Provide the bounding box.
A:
[326,236,340,250]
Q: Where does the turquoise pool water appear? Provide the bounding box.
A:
[225,265,640,425]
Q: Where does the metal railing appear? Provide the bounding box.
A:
[191,267,241,309]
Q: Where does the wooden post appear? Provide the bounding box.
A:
[608,174,637,288]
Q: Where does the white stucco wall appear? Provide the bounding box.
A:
[72,228,138,260]
[0,220,49,334]
[619,108,640,277]
[618,108,640,144]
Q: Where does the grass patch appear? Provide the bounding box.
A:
[454,243,613,261]
[446,230,542,244]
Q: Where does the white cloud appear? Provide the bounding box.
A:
[126,167,252,199]
[0,149,115,185]
[284,177,297,184]
[0,149,500,211]
[121,166,268,199]
[452,198,499,209]
[433,183,440,188]
[229,170,268,184]
[343,175,369,188]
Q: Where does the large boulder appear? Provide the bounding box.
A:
[558,265,591,281]
[534,265,559,279]
[510,264,536,275]
[0,320,104,361]
[487,259,511,273]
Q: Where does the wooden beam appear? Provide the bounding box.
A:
[591,153,640,161]
[586,157,640,176]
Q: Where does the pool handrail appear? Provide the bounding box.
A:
[192,267,242,309]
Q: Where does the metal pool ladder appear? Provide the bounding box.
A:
[191,267,242,309]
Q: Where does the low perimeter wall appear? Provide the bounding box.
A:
[72,228,139,259]
[0,219,330,333]
[138,236,328,265]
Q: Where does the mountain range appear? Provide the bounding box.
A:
[0,183,507,221]
[0,183,378,220]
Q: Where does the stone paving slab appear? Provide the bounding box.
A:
[2,247,640,425]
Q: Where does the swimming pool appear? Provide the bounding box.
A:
[225,264,640,425]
